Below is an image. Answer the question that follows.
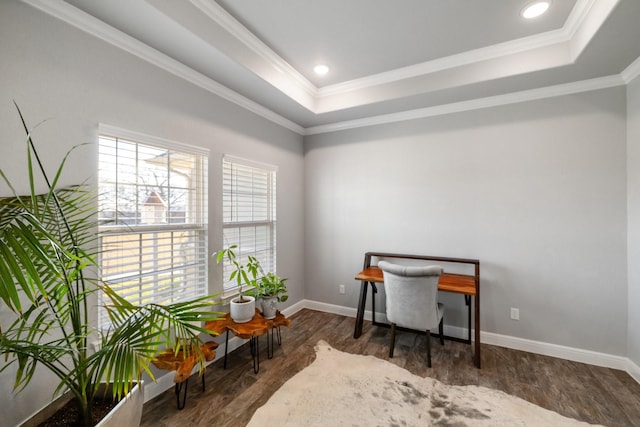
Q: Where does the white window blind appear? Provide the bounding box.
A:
[98,125,208,328]
[222,156,277,293]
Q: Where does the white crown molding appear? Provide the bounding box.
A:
[191,0,318,99]
[20,0,634,137]
[21,0,305,135]
[305,75,626,135]
[317,28,570,98]
[564,0,595,36]
[318,0,607,98]
[167,0,617,107]
[567,0,619,61]
[622,55,640,84]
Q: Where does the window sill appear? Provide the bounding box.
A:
[221,287,255,304]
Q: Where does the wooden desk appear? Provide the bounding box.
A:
[354,252,480,368]
[206,310,291,374]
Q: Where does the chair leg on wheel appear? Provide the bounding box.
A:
[389,323,397,358]
[426,329,432,368]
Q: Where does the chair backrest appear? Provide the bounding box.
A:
[378,260,443,331]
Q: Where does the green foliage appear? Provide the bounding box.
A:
[0,105,222,426]
[251,272,288,302]
[214,245,260,302]
[213,245,287,302]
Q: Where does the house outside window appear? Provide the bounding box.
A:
[97,125,208,328]
[222,155,277,293]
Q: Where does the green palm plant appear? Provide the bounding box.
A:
[0,106,222,426]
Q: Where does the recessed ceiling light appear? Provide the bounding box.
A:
[313,64,329,76]
[521,1,551,19]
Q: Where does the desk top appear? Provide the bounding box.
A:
[355,266,476,296]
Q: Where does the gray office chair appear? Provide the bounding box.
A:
[378,260,444,368]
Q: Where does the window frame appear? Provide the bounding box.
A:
[97,124,209,329]
[221,155,277,295]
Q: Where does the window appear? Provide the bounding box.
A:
[222,155,277,293]
[98,125,208,328]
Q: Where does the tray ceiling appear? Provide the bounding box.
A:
[22,0,640,134]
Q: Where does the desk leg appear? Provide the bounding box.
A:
[465,295,472,344]
[354,281,369,338]
[474,295,481,368]
[371,283,378,325]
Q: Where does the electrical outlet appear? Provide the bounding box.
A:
[510,307,520,320]
[339,284,346,294]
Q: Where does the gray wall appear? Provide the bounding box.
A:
[628,77,640,367]
[0,2,304,425]
[305,87,628,355]
[1,0,638,425]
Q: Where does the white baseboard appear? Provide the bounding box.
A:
[144,298,640,401]
[627,359,640,384]
[299,299,640,384]
[480,331,630,371]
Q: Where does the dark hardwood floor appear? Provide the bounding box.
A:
[141,309,640,426]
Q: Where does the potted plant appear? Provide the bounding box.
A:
[251,272,288,320]
[214,245,261,323]
[0,106,222,427]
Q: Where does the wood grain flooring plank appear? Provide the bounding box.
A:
[140,309,640,427]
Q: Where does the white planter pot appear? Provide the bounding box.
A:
[260,296,279,319]
[230,295,256,323]
[96,382,144,427]
[21,382,144,427]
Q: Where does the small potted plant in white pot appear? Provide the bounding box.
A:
[251,272,288,319]
[214,245,261,323]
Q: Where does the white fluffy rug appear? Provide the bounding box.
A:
[248,341,601,427]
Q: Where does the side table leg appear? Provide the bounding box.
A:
[276,325,282,345]
[175,378,188,410]
[251,336,260,374]
[268,328,274,359]
[250,335,256,356]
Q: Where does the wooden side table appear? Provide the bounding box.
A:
[152,341,218,409]
[205,309,291,374]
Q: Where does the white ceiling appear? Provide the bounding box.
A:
[23,0,640,134]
